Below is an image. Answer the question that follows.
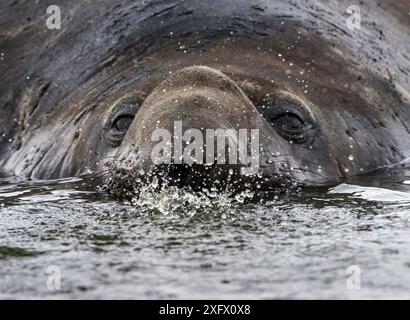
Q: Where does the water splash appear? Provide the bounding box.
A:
[128,183,257,217]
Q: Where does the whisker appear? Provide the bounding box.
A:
[269,153,292,158]
[82,170,110,180]
[291,167,330,182]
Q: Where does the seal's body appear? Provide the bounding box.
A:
[0,0,409,194]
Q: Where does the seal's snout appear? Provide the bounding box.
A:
[109,66,271,195]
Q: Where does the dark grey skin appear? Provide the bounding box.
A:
[0,0,409,196]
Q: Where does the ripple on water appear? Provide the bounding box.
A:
[1,175,410,299]
[0,246,43,259]
[329,183,410,203]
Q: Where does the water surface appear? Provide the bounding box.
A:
[1,169,410,299]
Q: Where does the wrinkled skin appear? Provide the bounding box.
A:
[0,0,409,196]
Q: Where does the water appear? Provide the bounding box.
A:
[1,169,410,299]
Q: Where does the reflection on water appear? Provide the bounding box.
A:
[1,170,410,299]
[329,184,410,203]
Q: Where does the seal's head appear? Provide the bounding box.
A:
[1,0,409,197]
[108,64,312,194]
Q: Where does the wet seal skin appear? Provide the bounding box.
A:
[0,0,409,198]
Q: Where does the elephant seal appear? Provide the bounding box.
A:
[0,0,409,197]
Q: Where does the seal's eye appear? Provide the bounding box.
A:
[105,102,139,147]
[258,98,315,144]
[271,112,306,142]
[113,115,134,133]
